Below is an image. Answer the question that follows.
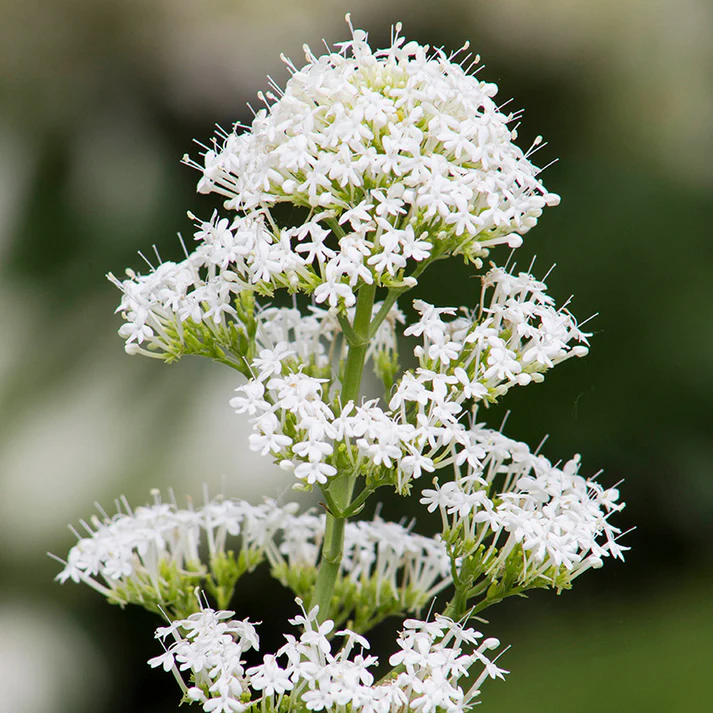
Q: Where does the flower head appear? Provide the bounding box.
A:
[152,600,506,713]
[171,18,559,314]
[421,426,627,592]
[55,493,298,617]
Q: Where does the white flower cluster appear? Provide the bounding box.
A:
[407,266,590,393]
[232,265,588,494]
[341,519,450,601]
[107,227,249,361]
[56,494,451,623]
[256,301,404,382]
[111,20,561,358]
[188,22,559,304]
[109,252,404,384]
[421,426,627,589]
[150,607,260,711]
[150,600,507,713]
[55,494,292,611]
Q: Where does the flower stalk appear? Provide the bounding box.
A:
[310,280,377,621]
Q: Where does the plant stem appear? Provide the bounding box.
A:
[443,585,470,620]
[442,584,525,620]
[309,282,377,621]
[367,255,439,340]
[309,254,441,621]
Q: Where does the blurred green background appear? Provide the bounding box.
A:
[1,0,711,711]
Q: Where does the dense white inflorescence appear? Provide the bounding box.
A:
[56,496,290,587]
[190,21,559,261]
[255,301,404,377]
[110,20,561,358]
[268,511,452,625]
[56,494,451,619]
[232,265,589,493]
[150,600,507,713]
[420,428,627,589]
[62,17,630,713]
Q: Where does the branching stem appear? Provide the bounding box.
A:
[309,281,377,621]
[309,255,439,621]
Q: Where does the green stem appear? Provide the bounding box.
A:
[443,585,470,620]
[342,485,375,518]
[442,583,526,620]
[309,252,444,622]
[341,282,377,396]
[367,255,440,340]
[337,312,360,347]
[309,282,377,621]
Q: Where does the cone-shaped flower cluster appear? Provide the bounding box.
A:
[56,16,629,713]
[187,21,560,300]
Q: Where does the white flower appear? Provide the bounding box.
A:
[426,425,627,589]
[294,461,337,486]
[55,493,298,612]
[246,655,293,696]
[230,380,268,416]
[252,343,294,379]
[166,19,558,317]
[153,599,506,713]
[313,264,356,308]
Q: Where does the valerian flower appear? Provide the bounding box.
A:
[56,15,629,713]
[56,493,452,628]
[110,18,560,360]
[151,599,507,713]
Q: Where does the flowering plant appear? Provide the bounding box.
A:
[55,17,627,713]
